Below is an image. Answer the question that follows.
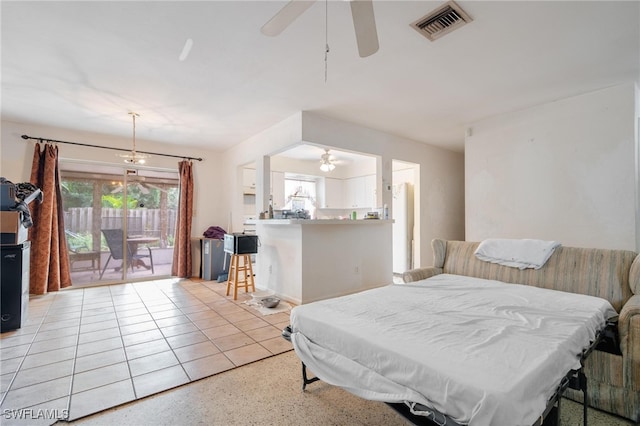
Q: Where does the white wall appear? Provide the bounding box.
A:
[300,112,465,266]
[0,119,226,275]
[221,113,303,232]
[465,83,637,250]
[220,112,465,268]
[1,110,466,274]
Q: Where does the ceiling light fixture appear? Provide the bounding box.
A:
[119,112,149,165]
[319,149,336,172]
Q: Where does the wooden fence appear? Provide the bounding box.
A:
[64,207,177,243]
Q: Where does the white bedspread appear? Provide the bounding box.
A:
[290,274,616,426]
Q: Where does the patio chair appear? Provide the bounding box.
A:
[100,229,154,279]
[65,230,101,273]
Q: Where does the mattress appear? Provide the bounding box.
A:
[290,274,617,426]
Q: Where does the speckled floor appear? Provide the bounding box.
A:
[2,278,635,426]
[66,349,635,426]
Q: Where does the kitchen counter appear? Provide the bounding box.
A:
[257,219,392,225]
[255,219,393,304]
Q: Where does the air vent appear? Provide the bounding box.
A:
[410,1,472,42]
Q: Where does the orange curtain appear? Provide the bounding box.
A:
[29,143,72,294]
[172,160,194,277]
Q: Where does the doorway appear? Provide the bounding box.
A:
[60,162,179,286]
[392,160,419,276]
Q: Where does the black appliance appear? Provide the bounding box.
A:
[223,233,258,254]
[1,241,30,332]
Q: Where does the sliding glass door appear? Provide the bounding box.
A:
[61,162,179,285]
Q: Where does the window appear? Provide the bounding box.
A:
[284,178,317,218]
[60,161,179,285]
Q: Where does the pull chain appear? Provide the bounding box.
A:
[324,0,329,83]
[129,112,139,161]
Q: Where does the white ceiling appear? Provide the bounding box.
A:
[2,1,639,154]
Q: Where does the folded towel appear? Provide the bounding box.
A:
[474,238,561,270]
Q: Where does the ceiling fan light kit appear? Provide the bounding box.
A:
[320,148,336,172]
[119,112,150,165]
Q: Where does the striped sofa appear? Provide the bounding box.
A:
[402,239,640,422]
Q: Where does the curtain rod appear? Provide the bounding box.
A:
[20,134,203,162]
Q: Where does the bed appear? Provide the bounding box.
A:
[285,274,617,426]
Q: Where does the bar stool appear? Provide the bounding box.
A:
[226,253,255,300]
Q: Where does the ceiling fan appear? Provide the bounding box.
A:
[109,178,168,195]
[110,182,150,195]
[319,148,336,172]
[261,0,379,58]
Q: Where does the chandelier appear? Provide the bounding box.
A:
[319,149,336,172]
[119,112,149,165]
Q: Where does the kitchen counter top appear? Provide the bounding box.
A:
[256,219,393,225]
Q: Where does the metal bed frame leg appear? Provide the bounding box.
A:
[568,368,589,426]
[281,327,320,391]
[581,371,588,426]
[539,365,591,426]
[301,362,320,391]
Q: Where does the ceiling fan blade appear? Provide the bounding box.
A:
[350,0,379,58]
[261,0,316,37]
[137,183,150,195]
[145,183,169,193]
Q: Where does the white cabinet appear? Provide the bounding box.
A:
[343,176,366,208]
[318,174,378,209]
[271,171,285,208]
[242,168,256,194]
[342,175,377,209]
[243,169,284,206]
[317,176,377,209]
[322,177,343,208]
[364,174,377,209]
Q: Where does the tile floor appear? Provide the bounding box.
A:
[0,278,292,425]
